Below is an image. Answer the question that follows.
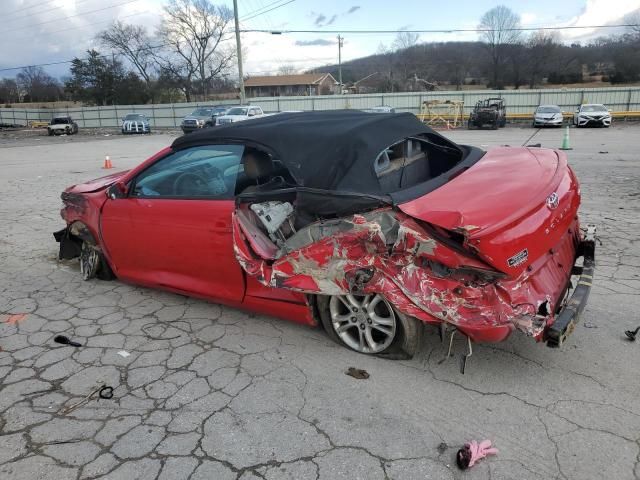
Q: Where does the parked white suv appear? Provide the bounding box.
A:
[216,106,264,125]
[573,104,612,128]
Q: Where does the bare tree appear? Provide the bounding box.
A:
[525,30,560,88]
[393,31,420,51]
[16,66,61,102]
[478,5,522,88]
[624,10,640,38]
[0,78,20,104]
[156,0,236,101]
[97,21,156,100]
[393,32,421,88]
[277,65,297,75]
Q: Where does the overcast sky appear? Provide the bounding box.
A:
[1,0,638,79]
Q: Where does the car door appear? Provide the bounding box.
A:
[100,144,247,304]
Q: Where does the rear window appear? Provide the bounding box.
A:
[374,135,464,193]
[227,107,248,115]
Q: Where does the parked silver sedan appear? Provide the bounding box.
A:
[532,105,563,127]
[121,113,151,134]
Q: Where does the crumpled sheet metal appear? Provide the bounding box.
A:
[233,208,578,342]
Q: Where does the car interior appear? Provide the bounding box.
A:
[372,135,464,193]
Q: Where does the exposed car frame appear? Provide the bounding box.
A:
[468,98,506,130]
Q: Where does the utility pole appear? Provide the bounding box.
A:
[337,35,343,94]
[233,0,245,104]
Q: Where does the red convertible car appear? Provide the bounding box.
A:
[55,111,595,361]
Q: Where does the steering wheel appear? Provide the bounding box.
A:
[173,172,209,195]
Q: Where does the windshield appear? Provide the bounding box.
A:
[226,107,248,116]
[582,105,607,112]
[537,106,560,113]
[191,108,214,116]
[51,118,70,124]
[125,114,145,120]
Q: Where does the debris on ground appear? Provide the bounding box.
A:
[456,439,498,470]
[117,350,131,357]
[345,367,370,379]
[583,321,598,328]
[54,334,82,347]
[437,442,448,454]
[2,313,28,325]
[599,151,609,154]
[60,382,114,414]
[624,326,640,341]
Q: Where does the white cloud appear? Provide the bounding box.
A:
[561,0,640,39]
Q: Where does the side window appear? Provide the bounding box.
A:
[131,145,244,199]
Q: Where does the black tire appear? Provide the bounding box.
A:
[48,129,53,136]
[467,119,473,130]
[316,294,422,359]
[491,122,498,130]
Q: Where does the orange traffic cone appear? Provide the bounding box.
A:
[103,155,113,169]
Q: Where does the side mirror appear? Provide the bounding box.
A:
[247,112,255,117]
[107,181,128,199]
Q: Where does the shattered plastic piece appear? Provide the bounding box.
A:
[437,442,448,454]
[54,335,82,347]
[345,367,370,379]
[117,350,131,357]
[456,439,498,470]
[624,326,640,341]
[3,313,27,325]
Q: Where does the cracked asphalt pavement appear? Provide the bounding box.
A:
[1,125,639,479]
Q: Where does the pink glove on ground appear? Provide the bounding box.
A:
[456,439,499,470]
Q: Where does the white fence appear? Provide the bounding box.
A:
[1,86,639,128]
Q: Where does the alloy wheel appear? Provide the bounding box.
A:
[329,294,397,354]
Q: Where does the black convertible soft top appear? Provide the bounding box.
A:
[171,110,456,192]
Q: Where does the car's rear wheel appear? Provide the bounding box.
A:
[317,294,422,358]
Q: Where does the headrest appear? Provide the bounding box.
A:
[243,149,273,180]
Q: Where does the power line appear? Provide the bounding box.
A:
[5,0,55,16]
[7,0,94,21]
[242,0,297,22]
[3,0,140,34]
[240,0,291,19]
[8,11,151,42]
[240,23,640,34]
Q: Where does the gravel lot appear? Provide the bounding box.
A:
[1,124,639,480]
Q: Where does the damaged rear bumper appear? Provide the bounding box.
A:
[544,225,596,347]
